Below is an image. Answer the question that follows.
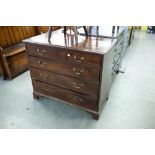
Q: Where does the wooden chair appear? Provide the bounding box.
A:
[0,26,62,80]
[48,26,88,44]
[0,26,38,79]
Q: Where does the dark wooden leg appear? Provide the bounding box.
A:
[112,26,115,34]
[92,113,99,120]
[3,75,7,80]
[48,26,52,43]
[117,26,120,33]
[73,27,78,45]
[83,26,88,36]
[64,26,67,34]
[33,92,39,100]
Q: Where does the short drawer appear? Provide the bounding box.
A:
[26,43,101,67]
[30,67,99,97]
[29,56,100,82]
[112,57,120,73]
[114,43,122,55]
[117,32,123,42]
[113,54,120,65]
[32,80,98,111]
[111,62,119,80]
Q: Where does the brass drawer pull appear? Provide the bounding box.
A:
[73,95,83,102]
[74,55,85,62]
[40,73,48,79]
[73,67,84,75]
[38,61,47,67]
[74,82,84,89]
[36,49,46,55]
[40,86,49,91]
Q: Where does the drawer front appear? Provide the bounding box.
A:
[26,43,101,67]
[117,32,124,42]
[29,56,100,82]
[112,58,120,72]
[113,54,120,65]
[112,57,120,80]
[32,80,98,111]
[114,40,123,54]
[30,67,99,97]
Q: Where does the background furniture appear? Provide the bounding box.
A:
[78,26,128,72]
[147,26,155,33]
[0,26,37,79]
[128,26,135,46]
[48,26,87,43]
[24,28,118,120]
[0,26,61,79]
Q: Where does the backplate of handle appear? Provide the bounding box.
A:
[40,73,48,79]
[74,55,85,62]
[40,85,49,91]
[73,95,83,102]
[73,67,84,75]
[74,82,84,89]
[36,49,46,55]
[38,61,47,67]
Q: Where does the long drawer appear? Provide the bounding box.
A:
[29,56,100,82]
[26,43,101,67]
[32,80,98,111]
[30,67,99,97]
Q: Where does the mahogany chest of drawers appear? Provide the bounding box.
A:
[24,29,117,120]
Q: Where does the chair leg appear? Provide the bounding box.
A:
[1,54,12,79]
[0,50,10,80]
[83,26,88,36]
[48,26,52,43]
[64,26,67,34]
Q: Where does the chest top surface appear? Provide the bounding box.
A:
[23,28,117,55]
